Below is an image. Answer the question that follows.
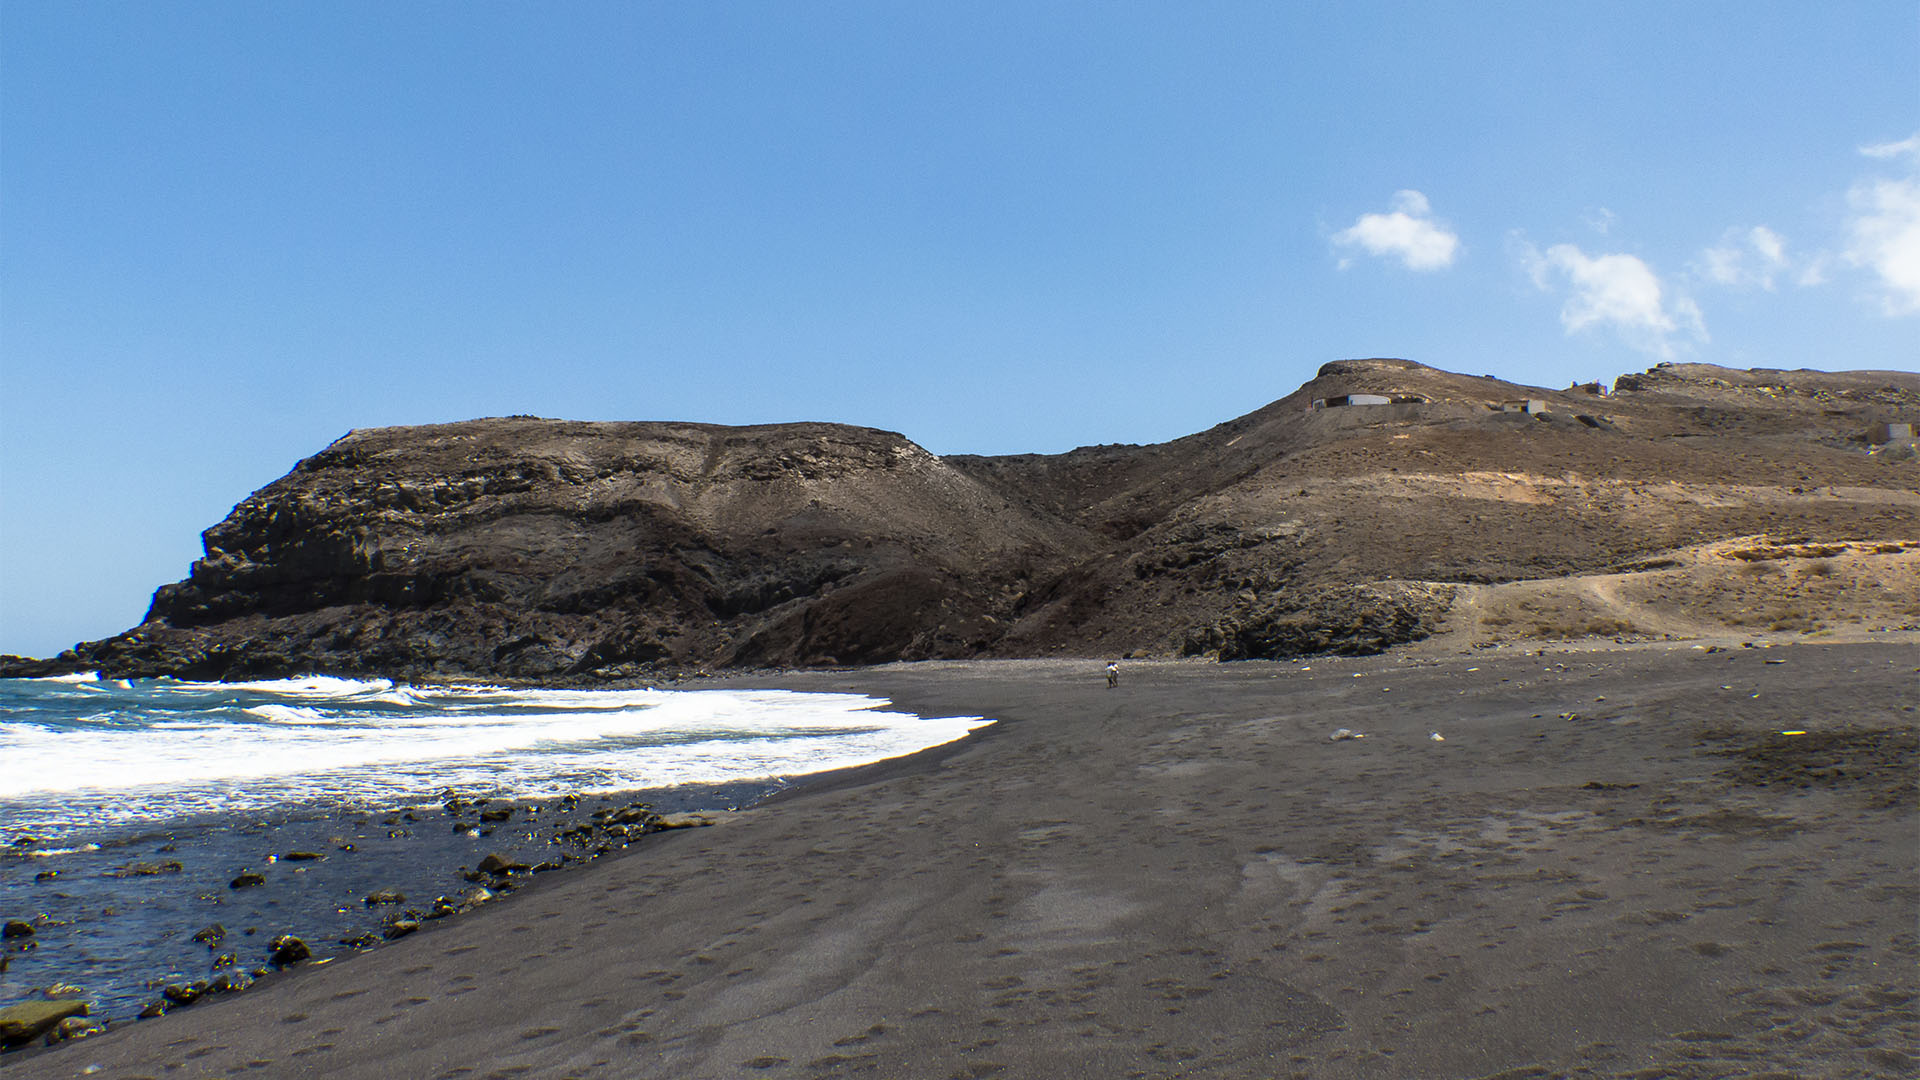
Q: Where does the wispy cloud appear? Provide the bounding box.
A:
[1860,133,1920,161]
[1843,133,1920,315]
[1698,225,1789,290]
[1332,190,1459,271]
[1519,240,1704,357]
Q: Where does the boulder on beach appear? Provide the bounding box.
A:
[162,982,207,1005]
[229,871,266,889]
[364,889,406,905]
[475,853,529,875]
[0,1000,90,1047]
[2,920,35,939]
[267,934,310,966]
[51,1014,106,1043]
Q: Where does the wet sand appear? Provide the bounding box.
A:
[8,642,1917,1079]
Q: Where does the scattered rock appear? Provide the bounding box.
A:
[653,813,717,830]
[382,919,421,940]
[282,851,325,861]
[42,983,87,999]
[268,934,311,966]
[478,808,514,822]
[605,804,657,825]
[191,923,227,946]
[32,870,56,882]
[1329,728,1364,741]
[2,920,35,939]
[138,1001,166,1019]
[230,871,266,889]
[209,970,253,994]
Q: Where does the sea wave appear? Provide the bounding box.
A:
[0,677,989,836]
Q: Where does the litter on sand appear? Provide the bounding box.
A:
[1430,732,1445,742]
[1329,728,1364,741]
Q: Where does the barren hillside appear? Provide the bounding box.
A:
[10,359,1916,681]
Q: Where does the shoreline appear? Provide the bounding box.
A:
[6,639,1917,1077]
[0,777,788,1041]
[0,674,996,1048]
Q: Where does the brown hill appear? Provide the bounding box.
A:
[15,359,1918,682]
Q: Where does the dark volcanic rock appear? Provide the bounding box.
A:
[46,419,1077,681]
[11,359,1915,678]
[267,935,311,966]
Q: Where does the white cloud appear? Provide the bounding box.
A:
[1698,225,1790,290]
[1842,133,1920,315]
[1860,134,1920,161]
[1519,240,1705,357]
[1332,190,1459,271]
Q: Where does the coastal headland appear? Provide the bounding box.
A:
[2,358,1916,1074]
[6,643,1915,1078]
[5,359,1916,683]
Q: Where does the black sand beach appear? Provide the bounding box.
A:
[7,641,1916,1078]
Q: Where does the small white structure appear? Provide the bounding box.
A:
[1870,421,1913,443]
[1501,399,1549,414]
[1314,393,1391,408]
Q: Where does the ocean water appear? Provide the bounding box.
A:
[0,675,989,1029]
[0,674,990,841]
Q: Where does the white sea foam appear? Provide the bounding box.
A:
[0,677,990,836]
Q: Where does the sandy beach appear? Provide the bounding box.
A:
[7,640,1916,1079]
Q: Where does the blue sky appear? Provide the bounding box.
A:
[3,2,1916,657]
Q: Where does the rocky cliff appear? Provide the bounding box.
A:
[15,360,1919,681]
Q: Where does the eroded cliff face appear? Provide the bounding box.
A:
[28,360,1920,681]
[65,419,1089,680]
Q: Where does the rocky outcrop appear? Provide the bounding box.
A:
[15,360,1919,679]
[1182,582,1458,660]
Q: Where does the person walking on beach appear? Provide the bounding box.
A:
[1105,661,1119,688]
